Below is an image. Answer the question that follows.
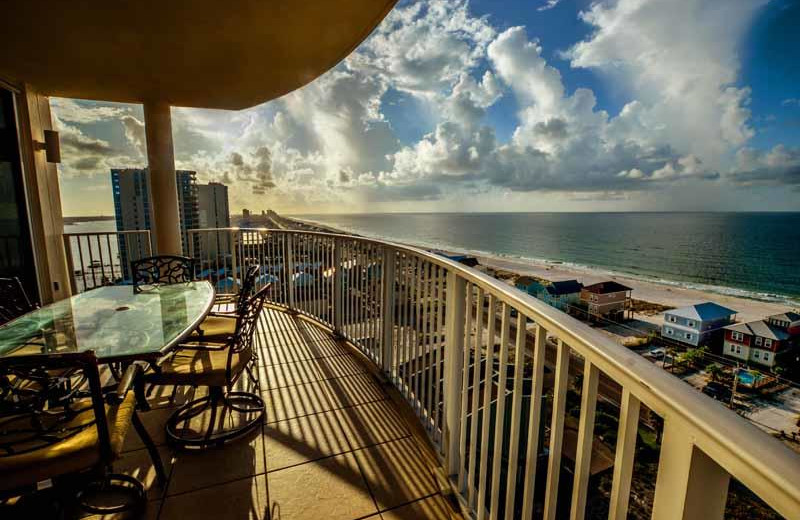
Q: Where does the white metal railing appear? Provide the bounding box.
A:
[63,230,152,293]
[194,228,800,518]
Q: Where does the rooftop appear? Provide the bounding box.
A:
[668,302,738,321]
[581,281,632,294]
[725,320,792,341]
[545,279,583,296]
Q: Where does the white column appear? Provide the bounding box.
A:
[443,270,466,476]
[143,101,181,255]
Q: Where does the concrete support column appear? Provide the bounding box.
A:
[143,101,181,255]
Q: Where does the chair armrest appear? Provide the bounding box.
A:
[106,362,144,404]
[208,311,237,318]
[176,341,228,351]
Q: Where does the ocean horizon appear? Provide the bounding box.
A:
[296,212,800,306]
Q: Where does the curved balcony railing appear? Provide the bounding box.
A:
[189,228,796,518]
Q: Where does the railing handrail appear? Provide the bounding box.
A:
[63,229,151,237]
[140,226,800,516]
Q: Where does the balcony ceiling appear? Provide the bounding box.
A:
[0,0,397,109]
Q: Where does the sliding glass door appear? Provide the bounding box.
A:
[0,87,38,303]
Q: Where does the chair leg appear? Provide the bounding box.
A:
[131,411,167,486]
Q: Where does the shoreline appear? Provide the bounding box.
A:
[290,216,797,325]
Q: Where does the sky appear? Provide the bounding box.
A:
[52,0,800,216]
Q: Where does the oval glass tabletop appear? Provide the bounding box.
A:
[0,282,215,361]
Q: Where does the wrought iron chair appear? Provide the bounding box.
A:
[0,352,166,516]
[0,277,37,325]
[143,284,270,449]
[194,264,261,342]
[130,255,195,292]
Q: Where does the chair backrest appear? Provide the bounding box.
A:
[0,277,36,325]
[235,264,261,314]
[226,284,271,382]
[0,352,112,468]
[130,255,194,291]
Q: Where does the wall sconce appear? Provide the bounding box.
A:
[34,129,61,163]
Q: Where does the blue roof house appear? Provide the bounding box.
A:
[540,280,584,312]
[662,302,738,348]
[515,276,546,298]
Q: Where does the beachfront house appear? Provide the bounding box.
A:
[662,302,737,348]
[541,280,583,312]
[515,276,546,298]
[580,281,633,321]
[723,311,800,369]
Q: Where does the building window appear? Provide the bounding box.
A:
[668,316,677,323]
[687,320,695,327]
[736,346,741,354]
[666,328,674,335]
[755,337,762,346]
[685,333,692,340]
[765,339,773,348]
[754,351,760,359]
[763,352,770,361]
[730,344,736,353]
[731,331,743,342]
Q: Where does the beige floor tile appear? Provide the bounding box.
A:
[380,495,457,520]
[167,430,265,496]
[354,438,438,511]
[263,380,335,422]
[263,409,351,472]
[122,407,174,452]
[258,354,367,390]
[336,400,410,450]
[159,474,268,520]
[323,373,387,409]
[268,452,377,520]
[114,446,173,501]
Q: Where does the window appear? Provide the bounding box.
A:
[668,315,677,323]
[687,320,695,328]
[666,328,674,335]
[730,344,736,353]
[765,339,773,348]
[755,337,762,346]
[685,333,693,340]
[736,346,742,354]
[754,351,760,359]
[731,331,744,342]
[763,352,770,361]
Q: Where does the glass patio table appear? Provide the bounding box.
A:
[0,281,215,362]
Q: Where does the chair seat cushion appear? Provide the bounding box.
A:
[0,393,135,492]
[193,315,236,342]
[148,346,249,387]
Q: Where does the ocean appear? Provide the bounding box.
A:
[297,212,800,305]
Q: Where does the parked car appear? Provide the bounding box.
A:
[702,381,732,401]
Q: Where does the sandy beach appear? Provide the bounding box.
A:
[472,253,793,324]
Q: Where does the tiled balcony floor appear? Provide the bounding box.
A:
[104,306,463,520]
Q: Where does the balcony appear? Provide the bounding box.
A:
[53,228,800,519]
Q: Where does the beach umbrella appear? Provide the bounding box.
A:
[257,273,279,285]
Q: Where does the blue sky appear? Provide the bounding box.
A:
[52,0,800,215]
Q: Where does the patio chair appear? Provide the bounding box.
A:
[130,255,195,292]
[0,277,37,325]
[0,352,166,516]
[194,264,261,342]
[143,284,270,450]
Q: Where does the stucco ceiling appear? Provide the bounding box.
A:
[1,0,396,109]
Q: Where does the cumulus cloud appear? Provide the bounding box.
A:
[49,0,795,211]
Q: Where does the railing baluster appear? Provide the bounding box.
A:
[476,294,496,520]
[544,339,571,520]
[489,301,511,520]
[413,255,423,413]
[504,309,527,517]
[608,388,641,520]
[467,286,484,508]
[521,323,548,519]
[380,246,396,374]
[457,281,473,491]
[570,359,600,520]
[444,269,466,475]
